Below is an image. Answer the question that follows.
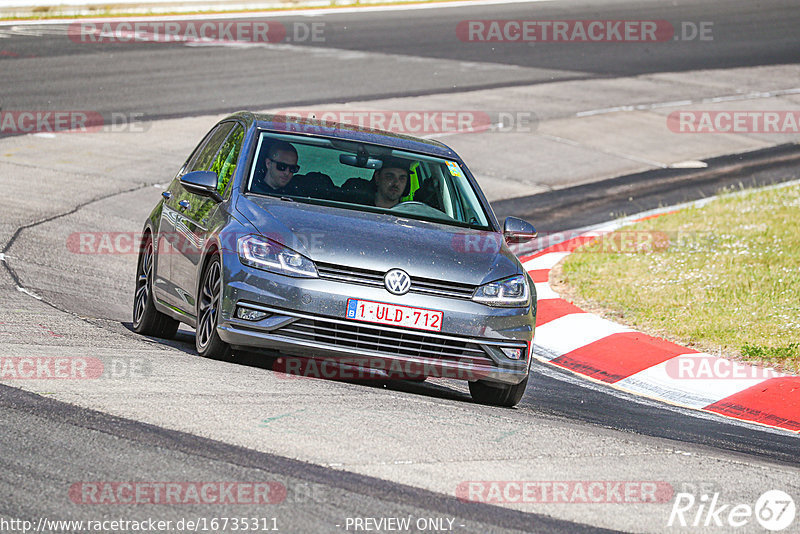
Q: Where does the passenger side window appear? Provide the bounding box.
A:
[185,122,236,174]
[210,124,245,197]
[173,122,236,223]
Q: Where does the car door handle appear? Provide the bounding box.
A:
[178,200,191,210]
[162,191,172,200]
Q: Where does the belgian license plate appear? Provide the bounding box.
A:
[346,299,443,332]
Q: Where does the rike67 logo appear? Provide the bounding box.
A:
[668,490,796,531]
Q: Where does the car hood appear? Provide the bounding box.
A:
[236,195,522,286]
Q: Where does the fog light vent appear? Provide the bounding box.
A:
[236,307,269,321]
[501,347,523,360]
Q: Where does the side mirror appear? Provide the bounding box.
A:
[503,216,537,244]
[180,170,223,202]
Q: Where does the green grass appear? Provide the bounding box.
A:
[558,182,800,374]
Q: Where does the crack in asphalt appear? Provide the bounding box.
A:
[0,182,153,315]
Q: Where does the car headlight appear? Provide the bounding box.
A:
[472,274,530,307]
[237,235,318,278]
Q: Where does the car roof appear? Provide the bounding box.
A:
[225,111,459,159]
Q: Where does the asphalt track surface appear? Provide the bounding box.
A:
[492,144,800,232]
[1,0,799,120]
[2,0,800,532]
[1,384,608,534]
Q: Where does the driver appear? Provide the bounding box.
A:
[373,156,411,208]
[261,140,300,194]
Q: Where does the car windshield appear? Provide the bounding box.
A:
[245,132,492,230]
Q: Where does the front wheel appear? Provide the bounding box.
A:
[469,375,529,407]
[132,233,179,339]
[196,255,233,361]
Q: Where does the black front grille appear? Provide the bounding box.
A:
[316,262,476,300]
[275,317,492,365]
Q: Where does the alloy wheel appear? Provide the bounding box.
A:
[133,239,153,327]
[197,260,221,350]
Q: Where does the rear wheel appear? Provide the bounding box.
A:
[132,233,179,339]
[196,255,233,361]
[469,375,529,407]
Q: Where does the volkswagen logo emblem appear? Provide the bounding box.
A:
[384,269,411,295]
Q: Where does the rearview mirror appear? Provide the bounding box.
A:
[503,216,537,244]
[180,170,223,202]
[339,153,384,169]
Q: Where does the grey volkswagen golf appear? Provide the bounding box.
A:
[133,111,538,406]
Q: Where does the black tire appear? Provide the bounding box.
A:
[469,375,529,407]
[196,254,233,361]
[132,233,179,339]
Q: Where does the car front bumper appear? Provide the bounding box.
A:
[217,259,535,386]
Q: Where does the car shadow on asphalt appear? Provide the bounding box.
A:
[232,349,474,404]
[121,321,473,405]
[120,322,199,354]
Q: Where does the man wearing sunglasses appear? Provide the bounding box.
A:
[262,141,300,193]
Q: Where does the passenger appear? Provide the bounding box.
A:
[373,156,411,208]
[260,141,300,194]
